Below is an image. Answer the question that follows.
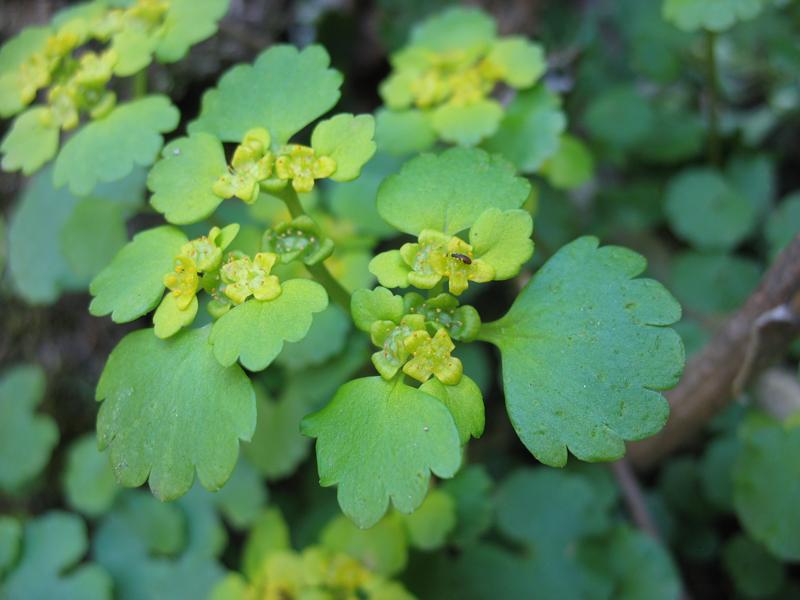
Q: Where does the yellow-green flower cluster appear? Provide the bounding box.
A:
[163,226,226,309]
[220,253,281,304]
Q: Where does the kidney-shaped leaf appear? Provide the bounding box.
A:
[479,236,684,466]
[301,376,462,528]
[662,0,767,32]
[96,326,256,501]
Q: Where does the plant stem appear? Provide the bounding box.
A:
[133,69,148,99]
[276,186,353,310]
[705,30,721,166]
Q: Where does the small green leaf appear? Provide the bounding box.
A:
[153,293,199,339]
[111,29,158,76]
[2,512,112,600]
[0,108,59,175]
[0,26,50,117]
[90,225,187,323]
[54,96,180,196]
[0,364,58,492]
[155,0,230,63]
[441,465,494,546]
[583,86,653,149]
[189,45,342,144]
[148,133,228,224]
[765,191,800,259]
[670,251,761,314]
[663,0,767,32]
[212,459,268,530]
[0,516,21,579]
[310,114,376,181]
[420,376,485,445]
[486,37,546,88]
[430,100,504,146]
[368,250,410,288]
[276,305,350,369]
[722,534,785,599]
[351,287,405,332]
[540,134,595,190]
[410,7,495,54]
[468,208,533,279]
[320,513,408,576]
[374,109,436,156]
[482,84,566,173]
[665,168,756,251]
[377,147,530,235]
[480,237,684,466]
[301,376,462,528]
[400,489,456,551]
[60,199,128,282]
[96,326,256,501]
[733,415,800,561]
[210,279,328,371]
[242,509,290,582]
[64,435,120,518]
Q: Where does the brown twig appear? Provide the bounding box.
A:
[629,235,800,468]
[610,459,661,540]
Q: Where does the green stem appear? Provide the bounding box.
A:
[276,186,352,310]
[705,30,721,166]
[133,69,148,99]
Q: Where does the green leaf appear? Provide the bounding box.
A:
[148,133,228,224]
[583,86,653,149]
[0,108,59,175]
[212,459,268,530]
[441,465,493,546]
[320,513,408,576]
[636,107,704,164]
[725,153,775,218]
[486,37,546,88]
[662,0,767,32]
[468,208,534,279]
[479,237,684,466]
[665,168,757,251]
[409,7,495,55]
[540,134,595,190]
[420,376,485,445]
[374,109,436,156]
[368,250,410,288]
[765,191,800,259]
[153,294,199,339]
[699,434,740,512]
[54,96,180,196]
[670,251,761,314]
[0,26,50,117]
[2,512,112,600]
[8,166,83,304]
[276,305,350,369]
[155,0,230,63]
[351,286,405,332]
[89,225,187,323]
[0,364,58,492]
[733,416,800,560]
[399,489,456,551]
[96,326,256,501]
[60,199,129,282]
[377,147,530,235]
[64,434,120,518]
[430,100,504,146]
[0,516,21,579]
[310,114,376,181]
[482,84,566,173]
[111,29,159,77]
[242,509,290,582]
[189,45,342,144]
[301,376,462,528]
[210,279,328,371]
[722,534,785,599]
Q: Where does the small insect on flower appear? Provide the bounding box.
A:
[451,252,472,264]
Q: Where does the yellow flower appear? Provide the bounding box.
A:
[402,327,463,385]
[163,255,199,310]
[220,252,281,304]
[212,128,274,203]
[274,144,336,193]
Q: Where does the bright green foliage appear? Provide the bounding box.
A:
[148,133,227,224]
[420,376,484,444]
[277,305,350,369]
[61,198,128,281]
[154,0,231,63]
[670,252,760,314]
[733,415,800,560]
[95,326,256,501]
[480,237,684,466]
[310,114,377,181]
[765,191,800,259]
[189,45,342,144]
[54,95,179,195]
[89,225,187,323]
[379,7,545,146]
[399,489,456,551]
[0,364,58,492]
[210,279,328,371]
[441,465,494,546]
[540,134,595,189]
[64,434,120,517]
[374,108,436,156]
[1,512,112,600]
[583,86,654,149]
[0,516,21,579]
[376,147,530,235]
[0,108,59,174]
[663,0,767,32]
[482,84,566,173]
[468,208,534,279]
[320,513,408,576]
[301,377,462,528]
[212,459,268,530]
[665,168,756,250]
[723,534,785,599]
[0,26,50,116]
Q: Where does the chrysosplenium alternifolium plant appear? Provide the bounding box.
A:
[0,5,685,530]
